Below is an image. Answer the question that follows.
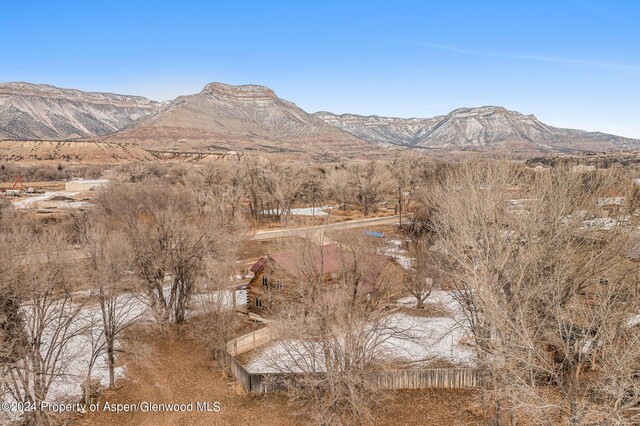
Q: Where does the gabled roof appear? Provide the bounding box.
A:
[250,257,266,273]
[249,243,398,295]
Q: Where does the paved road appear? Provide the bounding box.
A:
[250,215,400,241]
[30,216,400,263]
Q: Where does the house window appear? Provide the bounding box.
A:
[262,276,268,287]
[256,297,263,308]
[275,279,284,290]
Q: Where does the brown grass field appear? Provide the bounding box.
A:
[72,327,484,426]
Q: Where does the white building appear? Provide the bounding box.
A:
[65,179,109,192]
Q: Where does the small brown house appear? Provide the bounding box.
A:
[247,244,404,315]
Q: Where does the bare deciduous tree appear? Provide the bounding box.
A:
[427,161,640,425]
[263,234,410,425]
[326,167,353,211]
[1,229,85,426]
[80,223,141,391]
[261,160,306,223]
[191,260,245,365]
[347,161,392,216]
[403,239,438,309]
[96,181,246,329]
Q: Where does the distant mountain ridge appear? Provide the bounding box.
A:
[315,107,640,152]
[0,82,161,140]
[1,81,639,156]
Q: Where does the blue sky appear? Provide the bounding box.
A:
[1,0,639,137]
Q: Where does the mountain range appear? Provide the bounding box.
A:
[0,82,161,140]
[315,108,640,152]
[1,81,639,158]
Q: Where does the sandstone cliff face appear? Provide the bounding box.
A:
[315,107,640,152]
[0,82,161,140]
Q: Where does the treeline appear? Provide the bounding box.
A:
[0,163,106,183]
[3,156,640,425]
[98,154,447,222]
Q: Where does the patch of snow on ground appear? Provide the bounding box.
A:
[2,274,248,423]
[47,295,147,400]
[396,290,463,316]
[261,206,331,216]
[244,290,474,374]
[382,239,412,269]
[377,313,474,367]
[192,289,247,310]
[12,191,81,209]
[2,295,147,421]
[244,311,474,373]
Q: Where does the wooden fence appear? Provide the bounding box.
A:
[372,368,481,389]
[222,327,482,393]
[223,358,481,393]
[226,352,251,391]
[226,327,274,357]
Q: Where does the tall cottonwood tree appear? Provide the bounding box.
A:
[80,223,141,390]
[96,181,245,329]
[1,229,85,426]
[265,233,409,425]
[326,167,353,211]
[188,160,249,219]
[347,161,392,216]
[403,240,438,309]
[427,161,640,425]
[261,160,306,222]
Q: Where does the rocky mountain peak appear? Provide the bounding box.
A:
[104,81,372,156]
[315,105,640,152]
[200,82,276,99]
[445,106,538,123]
[447,105,509,117]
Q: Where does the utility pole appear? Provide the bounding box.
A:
[398,185,403,227]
